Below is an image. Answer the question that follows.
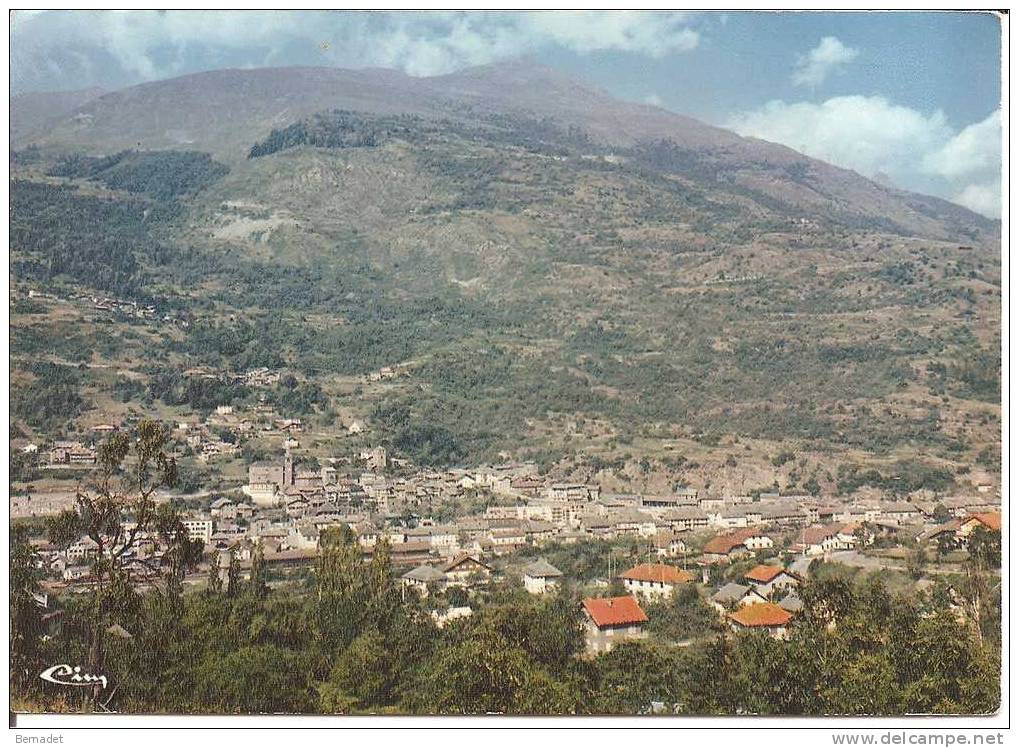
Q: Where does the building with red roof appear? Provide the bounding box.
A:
[743,564,800,597]
[728,602,794,638]
[701,528,774,562]
[619,563,694,599]
[581,595,649,654]
[963,512,1001,533]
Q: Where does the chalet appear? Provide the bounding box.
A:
[710,583,767,612]
[743,565,800,597]
[581,596,649,654]
[401,565,447,597]
[442,553,493,587]
[728,602,793,639]
[619,563,695,600]
[701,529,773,563]
[522,559,564,595]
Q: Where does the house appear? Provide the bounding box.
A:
[728,602,794,639]
[442,553,493,587]
[401,565,447,597]
[619,563,695,600]
[651,531,688,559]
[522,559,564,595]
[702,529,773,563]
[743,565,800,598]
[710,583,767,613]
[959,512,1001,539]
[581,596,649,654]
[791,523,861,556]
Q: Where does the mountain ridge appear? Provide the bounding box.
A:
[12,62,997,244]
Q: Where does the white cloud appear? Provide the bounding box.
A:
[727,97,1001,218]
[644,93,664,106]
[922,110,1001,179]
[11,10,701,87]
[791,36,858,88]
[952,182,1001,217]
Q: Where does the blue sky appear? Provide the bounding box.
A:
[10,10,1003,216]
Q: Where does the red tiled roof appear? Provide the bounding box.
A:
[620,563,695,585]
[744,564,785,584]
[583,595,649,628]
[728,602,793,628]
[703,528,762,555]
[967,512,1001,531]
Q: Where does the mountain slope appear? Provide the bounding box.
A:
[14,62,997,245]
[10,86,106,143]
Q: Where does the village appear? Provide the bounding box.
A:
[19,409,1002,655]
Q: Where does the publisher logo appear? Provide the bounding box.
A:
[39,664,109,690]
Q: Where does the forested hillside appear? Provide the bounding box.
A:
[10,66,1000,496]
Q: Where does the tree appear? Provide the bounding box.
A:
[249,542,268,598]
[322,630,395,712]
[226,551,241,597]
[68,420,202,707]
[10,527,43,693]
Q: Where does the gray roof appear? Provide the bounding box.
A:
[778,591,804,613]
[402,565,446,583]
[523,559,563,578]
[712,582,752,604]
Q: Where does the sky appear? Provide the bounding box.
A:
[10,10,1004,217]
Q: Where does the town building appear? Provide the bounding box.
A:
[619,563,695,600]
[522,559,564,595]
[581,595,649,654]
